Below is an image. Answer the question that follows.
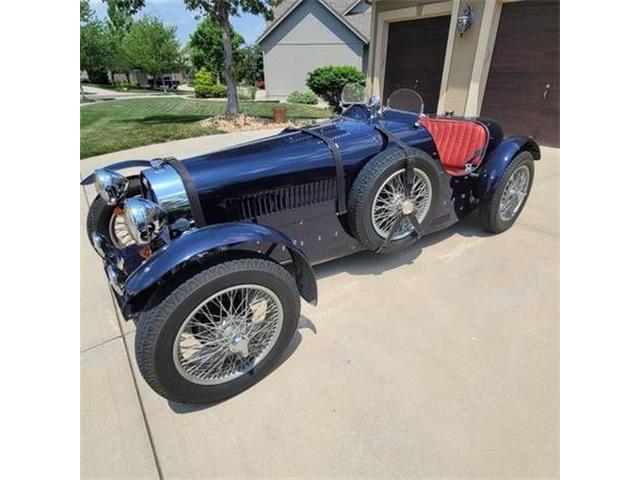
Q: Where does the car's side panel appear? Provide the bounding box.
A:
[124,222,318,305]
[474,136,541,200]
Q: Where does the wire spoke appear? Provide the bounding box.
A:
[173,284,284,385]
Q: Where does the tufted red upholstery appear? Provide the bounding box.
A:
[418,117,489,176]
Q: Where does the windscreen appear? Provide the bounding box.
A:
[341,82,367,105]
[386,88,425,114]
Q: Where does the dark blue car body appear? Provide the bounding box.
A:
[90,104,540,318]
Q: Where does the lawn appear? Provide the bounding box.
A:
[80,98,333,158]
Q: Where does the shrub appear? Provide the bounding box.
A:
[114,80,129,91]
[238,85,257,100]
[287,89,318,105]
[306,65,365,112]
[193,68,227,98]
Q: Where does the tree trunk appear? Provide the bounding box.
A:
[218,12,239,115]
[161,75,167,93]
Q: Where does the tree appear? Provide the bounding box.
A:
[184,0,280,115]
[103,0,146,83]
[80,0,112,83]
[123,15,182,92]
[237,44,263,86]
[189,15,244,84]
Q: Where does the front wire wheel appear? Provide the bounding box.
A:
[135,258,301,404]
[173,284,284,385]
[86,176,141,248]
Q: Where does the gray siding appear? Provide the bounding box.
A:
[261,0,365,99]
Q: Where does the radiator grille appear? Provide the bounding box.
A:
[227,179,336,220]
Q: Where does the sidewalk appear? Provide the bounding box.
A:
[80,132,560,479]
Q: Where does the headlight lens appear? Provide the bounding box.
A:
[123,198,167,244]
[95,169,129,206]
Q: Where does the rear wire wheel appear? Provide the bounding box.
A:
[479,151,534,233]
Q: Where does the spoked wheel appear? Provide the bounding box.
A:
[498,165,530,222]
[108,206,135,248]
[480,151,534,233]
[86,176,141,248]
[371,167,433,242]
[135,258,300,404]
[348,147,439,253]
[173,284,284,386]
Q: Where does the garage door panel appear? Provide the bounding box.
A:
[383,15,450,114]
[481,0,559,146]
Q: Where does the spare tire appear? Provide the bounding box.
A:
[347,147,440,253]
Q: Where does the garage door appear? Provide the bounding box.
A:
[481,0,560,146]
[383,15,450,114]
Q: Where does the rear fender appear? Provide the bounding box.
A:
[124,222,318,306]
[474,136,541,200]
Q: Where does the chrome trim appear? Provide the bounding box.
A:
[91,232,108,259]
[106,264,124,295]
[123,198,168,244]
[94,169,129,206]
[141,163,192,223]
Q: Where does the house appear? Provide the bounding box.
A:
[366,0,559,146]
[257,0,372,100]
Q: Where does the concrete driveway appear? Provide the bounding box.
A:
[80,132,559,479]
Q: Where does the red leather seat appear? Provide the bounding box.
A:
[418,117,489,176]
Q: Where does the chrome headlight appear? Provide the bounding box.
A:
[123,198,167,244]
[95,169,129,206]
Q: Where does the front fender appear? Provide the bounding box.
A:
[124,222,318,305]
[474,136,541,200]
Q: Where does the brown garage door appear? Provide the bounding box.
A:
[383,15,450,114]
[481,0,560,146]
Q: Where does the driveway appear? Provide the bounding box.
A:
[80,132,559,479]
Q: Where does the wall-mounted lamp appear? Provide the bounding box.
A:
[456,5,473,37]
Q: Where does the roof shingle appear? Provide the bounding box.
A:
[265,0,371,42]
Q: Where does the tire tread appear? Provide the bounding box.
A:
[134,258,299,403]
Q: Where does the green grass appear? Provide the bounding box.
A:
[80,97,333,159]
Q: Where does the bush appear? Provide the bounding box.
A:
[306,65,365,112]
[238,85,257,100]
[287,89,318,105]
[193,68,227,98]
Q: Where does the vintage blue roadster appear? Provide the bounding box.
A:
[83,88,540,404]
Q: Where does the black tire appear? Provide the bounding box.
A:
[85,177,141,247]
[347,147,441,253]
[134,258,301,404]
[479,151,535,233]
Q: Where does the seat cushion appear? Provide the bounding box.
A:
[418,117,489,175]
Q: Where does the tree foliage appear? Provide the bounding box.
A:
[193,68,228,98]
[189,16,244,83]
[103,0,148,79]
[123,15,182,89]
[306,65,365,112]
[184,0,280,114]
[80,0,112,83]
[236,44,263,86]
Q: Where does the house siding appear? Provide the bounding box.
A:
[261,0,366,99]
